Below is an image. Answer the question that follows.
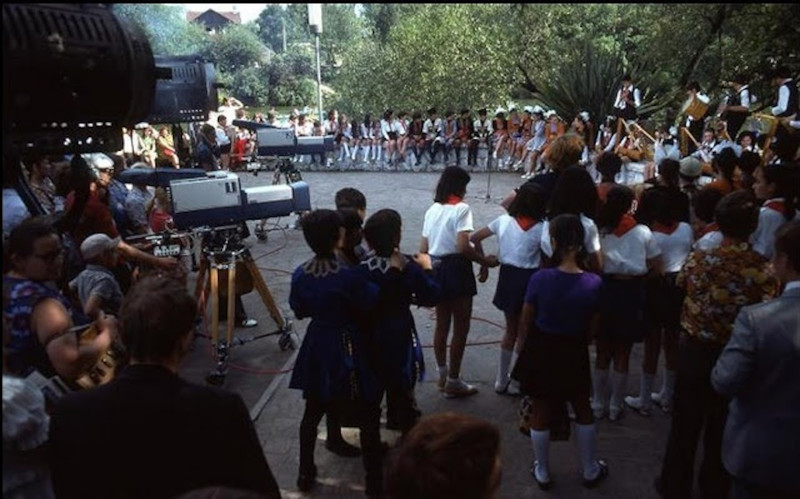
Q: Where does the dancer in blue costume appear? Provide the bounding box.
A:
[289,210,383,497]
[358,209,441,436]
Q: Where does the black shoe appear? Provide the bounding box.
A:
[297,465,317,492]
[582,460,609,489]
[326,439,362,458]
[531,461,553,491]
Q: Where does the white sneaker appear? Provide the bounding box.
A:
[507,379,522,396]
[608,405,623,422]
[651,392,672,413]
[444,378,479,398]
[624,395,652,417]
[494,377,510,394]
[591,398,607,419]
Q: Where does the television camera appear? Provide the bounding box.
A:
[117,166,311,384]
[3,3,297,386]
[232,119,334,181]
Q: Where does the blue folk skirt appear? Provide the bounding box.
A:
[431,254,477,301]
[493,264,537,314]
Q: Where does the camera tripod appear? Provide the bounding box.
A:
[194,229,298,386]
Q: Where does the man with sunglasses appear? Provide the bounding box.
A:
[3,219,117,385]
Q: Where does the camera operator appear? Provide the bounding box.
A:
[48,276,281,499]
[195,124,220,172]
[63,156,176,290]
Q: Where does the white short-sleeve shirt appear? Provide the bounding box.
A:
[540,214,601,258]
[653,222,693,272]
[750,200,794,260]
[601,224,662,275]
[486,214,543,269]
[694,230,723,252]
[422,201,474,257]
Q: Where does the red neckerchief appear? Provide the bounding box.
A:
[764,199,786,215]
[446,195,463,205]
[515,216,537,231]
[699,222,719,237]
[613,214,638,237]
[653,221,679,235]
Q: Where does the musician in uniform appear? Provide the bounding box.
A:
[719,74,752,139]
[613,74,642,122]
[684,81,712,155]
[770,66,799,162]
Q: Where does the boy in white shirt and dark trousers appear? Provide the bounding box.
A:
[420,167,499,398]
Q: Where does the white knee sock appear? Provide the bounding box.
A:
[496,348,513,386]
[530,429,551,481]
[351,145,359,160]
[575,423,601,480]
[638,373,655,403]
[657,369,677,401]
[343,144,350,160]
[376,147,383,161]
[609,371,628,409]
[591,369,609,410]
[510,350,520,375]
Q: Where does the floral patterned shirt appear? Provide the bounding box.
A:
[677,242,779,345]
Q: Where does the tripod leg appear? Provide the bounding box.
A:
[210,264,219,348]
[243,256,286,329]
[194,258,208,302]
[226,257,236,348]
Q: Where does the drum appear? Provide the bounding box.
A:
[681,95,709,121]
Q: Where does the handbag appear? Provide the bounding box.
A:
[518,396,571,442]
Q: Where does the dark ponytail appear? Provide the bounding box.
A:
[597,185,634,233]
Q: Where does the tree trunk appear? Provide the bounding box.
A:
[677,4,735,89]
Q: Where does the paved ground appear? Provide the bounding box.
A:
[178,166,671,499]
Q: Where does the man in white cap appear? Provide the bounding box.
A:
[69,233,124,319]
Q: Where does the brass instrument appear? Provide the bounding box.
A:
[679,126,700,158]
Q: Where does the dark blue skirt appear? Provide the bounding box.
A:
[598,275,648,342]
[431,254,477,301]
[493,264,537,314]
[289,323,380,403]
[646,272,684,332]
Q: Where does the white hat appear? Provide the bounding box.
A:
[523,105,534,114]
[579,111,590,122]
[532,105,544,115]
[495,106,506,116]
[669,126,678,137]
[679,157,702,178]
[80,233,120,261]
[544,110,556,119]
[82,153,114,171]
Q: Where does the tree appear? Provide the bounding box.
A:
[334,5,515,115]
[255,4,288,53]
[113,4,208,56]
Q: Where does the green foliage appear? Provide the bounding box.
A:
[113,4,208,56]
[256,4,288,53]
[334,5,515,116]
[202,24,269,74]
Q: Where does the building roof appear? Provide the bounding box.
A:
[186,9,241,25]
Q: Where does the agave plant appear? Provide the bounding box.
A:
[533,43,679,129]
